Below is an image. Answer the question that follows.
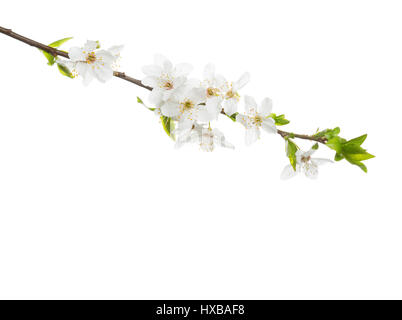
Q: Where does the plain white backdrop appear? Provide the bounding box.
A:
[0,0,400,299]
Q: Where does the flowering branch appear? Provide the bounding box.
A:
[0,26,374,179]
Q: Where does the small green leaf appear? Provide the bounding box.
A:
[40,50,56,66]
[56,63,74,78]
[312,143,319,150]
[48,37,73,48]
[325,132,374,173]
[345,153,375,162]
[271,113,290,126]
[334,153,344,161]
[225,112,238,122]
[326,136,345,153]
[161,116,175,140]
[314,127,340,139]
[344,134,367,147]
[137,96,155,111]
[285,138,299,171]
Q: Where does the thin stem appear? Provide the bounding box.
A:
[0,26,325,144]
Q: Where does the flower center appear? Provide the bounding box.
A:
[207,87,219,97]
[86,52,97,64]
[253,115,263,126]
[226,89,240,100]
[163,80,174,90]
[301,156,311,163]
[181,99,194,110]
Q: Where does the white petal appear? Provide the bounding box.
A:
[304,163,319,179]
[213,129,234,149]
[161,101,180,117]
[236,114,248,128]
[189,87,206,104]
[81,67,94,86]
[148,89,164,107]
[260,97,273,116]
[312,158,333,166]
[142,65,162,77]
[262,118,277,134]
[244,95,258,114]
[175,130,192,149]
[96,50,115,64]
[68,47,86,61]
[206,96,222,115]
[84,40,98,51]
[223,99,238,116]
[203,63,215,80]
[93,65,113,83]
[281,165,298,180]
[163,59,173,73]
[107,45,124,55]
[154,54,168,67]
[233,72,250,91]
[142,76,158,88]
[245,127,260,146]
[174,63,193,77]
[196,108,215,123]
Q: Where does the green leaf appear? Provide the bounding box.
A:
[225,112,238,122]
[40,50,56,66]
[345,153,375,162]
[56,63,74,78]
[334,153,344,161]
[326,136,346,153]
[344,134,367,147]
[48,37,73,48]
[285,138,299,171]
[325,132,374,173]
[137,96,155,111]
[271,113,290,126]
[161,116,175,140]
[312,143,319,150]
[314,127,340,140]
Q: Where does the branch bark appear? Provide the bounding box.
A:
[0,26,326,144]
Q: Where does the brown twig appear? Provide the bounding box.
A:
[0,26,325,144]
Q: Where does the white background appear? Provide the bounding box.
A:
[0,0,400,299]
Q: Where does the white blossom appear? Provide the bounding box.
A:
[175,124,234,152]
[222,72,250,116]
[201,63,227,118]
[64,40,123,85]
[236,95,277,145]
[161,87,214,129]
[281,147,332,180]
[142,54,192,107]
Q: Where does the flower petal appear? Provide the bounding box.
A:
[174,63,193,77]
[232,72,250,91]
[244,95,258,114]
[142,65,162,77]
[262,118,277,134]
[260,97,273,116]
[84,40,98,52]
[161,101,180,117]
[107,45,124,56]
[280,165,298,180]
[223,98,238,116]
[142,76,158,88]
[148,88,164,107]
[312,158,333,166]
[203,63,215,80]
[68,47,86,61]
[304,163,319,179]
[245,127,260,146]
